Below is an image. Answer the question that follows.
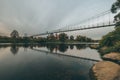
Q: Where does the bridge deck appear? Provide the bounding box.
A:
[32,24,115,36]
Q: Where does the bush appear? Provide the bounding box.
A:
[99,27,120,48]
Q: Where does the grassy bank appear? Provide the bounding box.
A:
[98,27,120,55]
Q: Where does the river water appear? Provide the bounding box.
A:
[0,44,102,80]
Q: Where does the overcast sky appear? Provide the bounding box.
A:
[0,0,115,39]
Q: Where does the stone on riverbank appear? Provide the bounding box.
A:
[103,52,120,61]
[90,44,99,49]
[91,61,120,80]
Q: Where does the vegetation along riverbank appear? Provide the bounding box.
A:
[91,0,120,80]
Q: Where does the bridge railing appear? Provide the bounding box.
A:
[50,20,115,33]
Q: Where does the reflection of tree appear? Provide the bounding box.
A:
[49,46,55,52]
[46,44,69,53]
[0,45,10,48]
[23,44,29,48]
[37,43,46,47]
[75,44,86,50]
[70,45,74,50]
[58,44,68,52]
[30,45,34,49]
[46,44,56,52]
[10,45,19,55]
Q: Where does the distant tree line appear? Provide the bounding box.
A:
[0,30,97,43]
[37,33,97,43]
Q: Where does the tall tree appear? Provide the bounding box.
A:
[48,33,56,41]
[59,33,68,42]
[10,30,19,38]
[70,35,74,41]
[111,0,120,27]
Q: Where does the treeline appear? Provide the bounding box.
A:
[0,36,32,43]
[37,33,96,43]
[0,30,97,43]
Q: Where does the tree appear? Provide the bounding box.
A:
[10,30,19,38]
[76,35,82,41]
[70,35,74,41]
[48,33,56,41]
[59,33,68,42]
[76,35,85,42]
[111,0,120,27]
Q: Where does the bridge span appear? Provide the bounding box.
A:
[30,10,115,37]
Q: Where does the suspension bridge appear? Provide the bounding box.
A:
[31,10,115,37]
[28,10,116,62]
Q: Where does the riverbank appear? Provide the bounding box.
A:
[91,61,120,80]
[90,52,120,80]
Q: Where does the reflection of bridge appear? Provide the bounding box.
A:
[31,48,101,62]
[31,10,115,37]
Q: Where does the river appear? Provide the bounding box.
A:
[0,43,102,80]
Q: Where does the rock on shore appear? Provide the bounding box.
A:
[91,61,120,80]
[103,52,120,62]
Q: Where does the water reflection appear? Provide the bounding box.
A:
[4,43,101,62]
[70,44,74,50]
[0,43,99,54]
[75,44,86,50]
[10,45,19,55]
[0,43,100,80]
[58,44,68,52]
[46,44,56,52]
[42,44,93,53]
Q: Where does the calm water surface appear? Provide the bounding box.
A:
[0,44,101,80]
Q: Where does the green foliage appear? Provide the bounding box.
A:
[99,27,120,54]
[111,0,120,13]
[10,30,19,38]
[47,33,56,41]
[112,41,120,52]
[99,41,120,54]
[99,0,120,54]
[70,35,74,41]
[99,47,114,54]
[76,35,92,42]
[0,30,95,43]
[58,33,68,42]
[111,0,120,27]
[100,27,120,47]
[37,38,47,43]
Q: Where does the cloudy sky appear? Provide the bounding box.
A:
[0,0,115,39]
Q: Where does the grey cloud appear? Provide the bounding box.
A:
[0,0,115,39]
